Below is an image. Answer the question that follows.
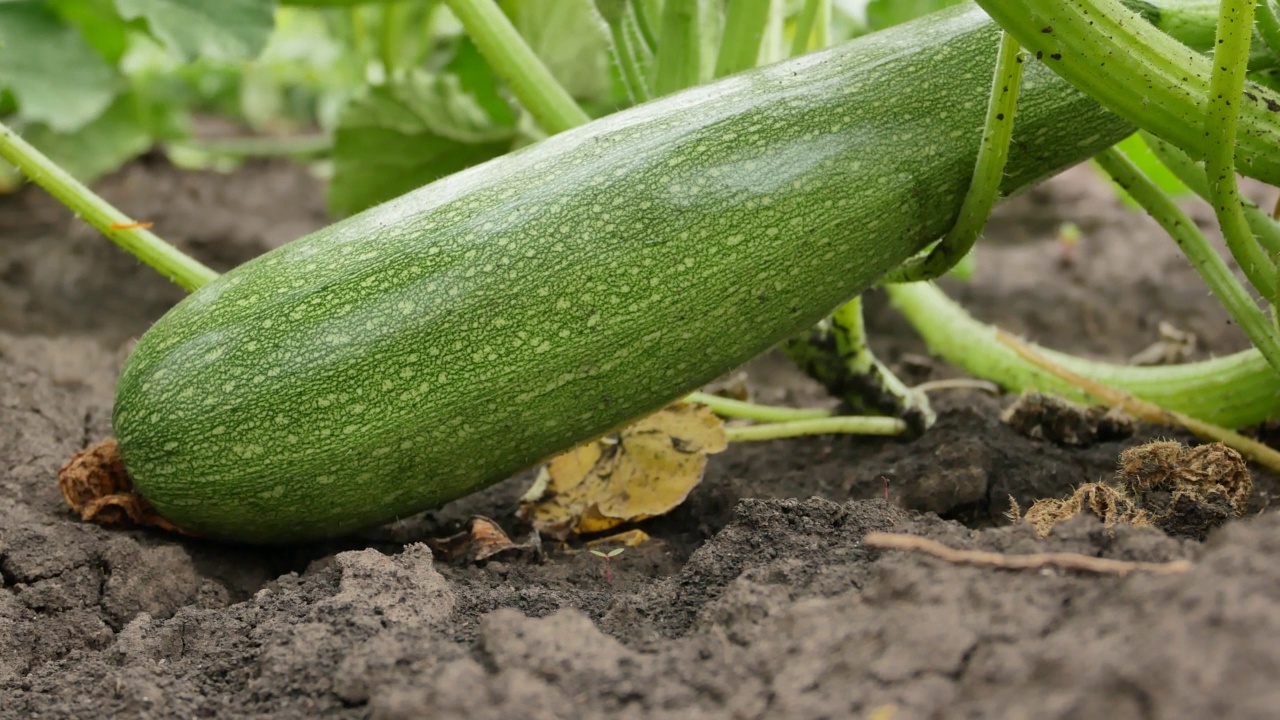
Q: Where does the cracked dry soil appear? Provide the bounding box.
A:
[4,158,1280,719]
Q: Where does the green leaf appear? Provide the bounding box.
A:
[113,0,275,61]
[20,94,154,183]
[497,0,613,103]
[0,2,117,132]
[278,0,397,4]
[447,37,518,127]
[49,0,133,64]
[328,71,518,216]
[864,0,965,30]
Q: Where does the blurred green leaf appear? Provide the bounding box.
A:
[114,0,275,61]
[447,37,518,126]
[865,0,964,30]
[328,71,517,216]
[279,0,398,4]
[49,0,133,64]
[21,94,154,182]
[498,0,613,103]
[0,1,118,132]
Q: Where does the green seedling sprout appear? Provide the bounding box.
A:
[589,547,625,585]
[1056,221,1082,267]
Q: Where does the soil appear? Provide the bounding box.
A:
[3,155,1280,719]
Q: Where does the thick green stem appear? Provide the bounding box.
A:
[443,0,590,134]
[629,0,658,50]
[350,6,371,64]
[654,0,711,94]
[623,9,655,99]
[1143,132,1280,258]
[713,0,771,77]
[973,0,1280,185]
[1094,147,1280,374]
[1203,0,1275,302]
[0,121,216,291]
[813,0,829,48]
[378,0,402,75]
[1258,0,1280,59]
[601,1,653,103]
[789,0,821,56]
[884,31,1023,283]
[1119,0,1278,68]
[886,281,1280,428]
[724,416,906,441]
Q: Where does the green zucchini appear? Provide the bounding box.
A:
[114,4,1133,544]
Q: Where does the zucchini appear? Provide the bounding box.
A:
[114,4,1133,543]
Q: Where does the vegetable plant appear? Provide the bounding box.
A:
[4,0,1280,543]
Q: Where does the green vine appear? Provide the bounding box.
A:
[1094,147,1280,373]
[884,31,1023,283]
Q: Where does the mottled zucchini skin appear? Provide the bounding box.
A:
[114,4,1131,543]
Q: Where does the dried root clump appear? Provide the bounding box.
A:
[1017,440,1251,540]
[1017,482,1153,537]
[1116,441,1251,540]
[1001,390,1136,447]
[59,438,191,535]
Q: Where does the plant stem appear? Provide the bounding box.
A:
[782,297,935,433]
[973,0,1280,185]
[685,391,833,422]
[885,281,1280,428]
[713,0,771,78]
[0,121,216,291]
[1203,0,1276,303]
[629,0,657,51]
[724,416,906,442]
[379,0,401,76]
[812,0,829,48]
[350,6,370,66]
[789,0,821,56]
[883,31,1022,283]
[1094,147,1280,374]
[1258,0,1280,59]
[654,0,711,94]
[624,8,656,90]
[602,1,653,103]
[996,329,1280,473]
[443,0,590,134]
[1143,132,1280,258]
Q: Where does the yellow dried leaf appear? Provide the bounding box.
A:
[518,402,728,539]
[585,528,651,548]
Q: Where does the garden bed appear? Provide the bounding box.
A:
[3,157,1279,719]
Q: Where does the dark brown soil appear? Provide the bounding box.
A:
[3,157,1280,719]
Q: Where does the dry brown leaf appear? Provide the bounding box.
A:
[425,516,541,564]
[518,402,728,539]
